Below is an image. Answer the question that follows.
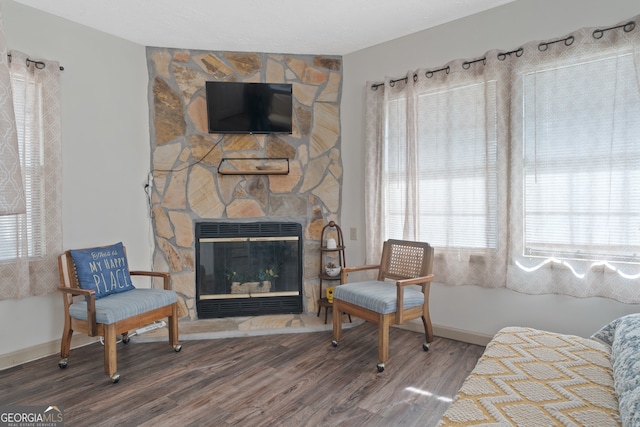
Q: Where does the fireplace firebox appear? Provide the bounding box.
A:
[195,222,303,318]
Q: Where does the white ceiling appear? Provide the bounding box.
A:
[11,0,517,55]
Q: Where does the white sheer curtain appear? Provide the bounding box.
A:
[0,50,62,300]
[0,8,25,216]
[365,15,640,303]
[364,79,388,264]
[365,54,511,287]
[507,20,640,301]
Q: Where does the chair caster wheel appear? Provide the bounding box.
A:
[110,373,120,383]
[122,335,130,344]
[58,358,68,369]
[422,343,430,352]
[377,363,385,372]
[174,344,182,352]
[331,340,338,347]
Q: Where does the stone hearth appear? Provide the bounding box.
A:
[145,48,343,320]
[137,313,363,343]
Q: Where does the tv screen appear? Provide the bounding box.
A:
[205,82,293,134]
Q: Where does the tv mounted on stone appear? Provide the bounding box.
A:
[205,81,293,134]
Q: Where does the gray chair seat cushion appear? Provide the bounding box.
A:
[334,280,424,314]
[69,288,177,324]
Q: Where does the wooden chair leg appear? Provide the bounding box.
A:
[103,324,119,383]
[60,319,73,359]
[422,312,434,343]
[332,301,342,342]
[378,314,391,365]
[168,304,181,351]
[58,318,73,369]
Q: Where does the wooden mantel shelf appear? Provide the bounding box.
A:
[217,157,290,175]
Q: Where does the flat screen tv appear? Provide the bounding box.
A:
[205,81,293,134]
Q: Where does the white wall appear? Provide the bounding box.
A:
[341,0,640,339]
[0,0,151,361]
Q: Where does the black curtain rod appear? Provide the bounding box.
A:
[425,65,450,78]
[497,47,524,61]
[371,76,407,90]
[593,21,635,39]
[370,18,637,91]
[539,36,574,51]
[7,53,64,71]
[463,57,486,69]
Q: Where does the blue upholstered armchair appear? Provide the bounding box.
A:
[57,243,181,383]
[331,239,434,372]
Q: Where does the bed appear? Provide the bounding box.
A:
[437,314,640,426]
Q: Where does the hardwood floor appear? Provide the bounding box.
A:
[0,323,484,426]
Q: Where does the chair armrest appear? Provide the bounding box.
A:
[342,264,380,274]
[58,286,98,336]
[341,265,380,283]
[394,274,434,324]
[57,286,95,297]
[130,270,171,290]
[395,274,435,287]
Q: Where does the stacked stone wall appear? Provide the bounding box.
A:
[146,48,342,319]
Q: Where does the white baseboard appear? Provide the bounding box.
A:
[394,320,493,347]
[0,335,97,371]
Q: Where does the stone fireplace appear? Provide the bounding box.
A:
[145,48,342,320]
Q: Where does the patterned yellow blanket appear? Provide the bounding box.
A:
[437,326,620,426]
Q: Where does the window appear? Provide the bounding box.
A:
[366,19,640,302]
[0,74,46,260]
[384,80,498,250]
[522,51,640,263]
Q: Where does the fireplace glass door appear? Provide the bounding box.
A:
[196,222,302,318]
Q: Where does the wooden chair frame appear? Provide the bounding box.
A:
[58,248,180,383]
[332,239,434,372]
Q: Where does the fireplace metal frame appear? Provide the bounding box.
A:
[195,221,303,318]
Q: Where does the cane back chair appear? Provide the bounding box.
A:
[331,239,434,372]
